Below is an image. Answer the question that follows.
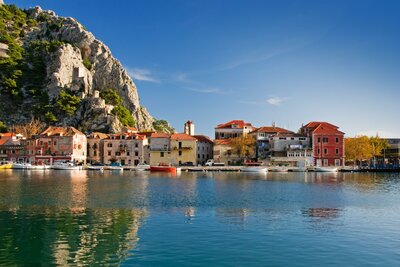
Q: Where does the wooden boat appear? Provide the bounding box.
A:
[240,166,268,173]
[150,163,179,173]
[314,167,338,172]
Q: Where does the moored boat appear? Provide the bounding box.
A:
[269,166,289,172]
[150,163,179,173]
[240,166,268,173]
[315,167,338,172]
[0,161,13,169]
[87,165,104,171]
[106,163,124,171]
[135,163,150,171]
[52,162,82,170]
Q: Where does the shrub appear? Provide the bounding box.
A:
[99,88,122,106]
[56,90,81,117]
[112,105,135,127]
[82,57,92,70]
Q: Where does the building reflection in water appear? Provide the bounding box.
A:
[0,170,148,266]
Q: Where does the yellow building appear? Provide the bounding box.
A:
[149,133,197,166]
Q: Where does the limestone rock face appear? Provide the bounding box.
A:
[19,6,155,132]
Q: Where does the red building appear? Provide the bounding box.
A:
[300,122,345,167]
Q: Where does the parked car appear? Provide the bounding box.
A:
[205,159,225,166]
[180,162,194,166]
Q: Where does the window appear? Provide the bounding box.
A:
[317,137,321,143]
[336,137,339,143]
[122,136,125,140]
[336,148,339,155]
[179,151,182,156]
[335,159,341,166]
[317,148,320,155]
[94,151,97,156]
[135,143,138,148]
[54,141,57,145]
[299,137,306,141]
[115,152,121,156]
[107,143,112,147]
[179,142,182,149]
[135,151,138,156]
[324,148,328,154]
[323,137,328,143]
[279,137,286,140]
[127,152,130,156]
[160,152,164,157]
[108,151,111,156]
[198,154,200,159]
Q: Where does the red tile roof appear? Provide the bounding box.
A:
[193,135,213,143]
[0,133,14,146]
[87,132,109,139]
[313,124,344,135]
[170,133,197,141]
[303,121,338,130]
[215,120,253,129]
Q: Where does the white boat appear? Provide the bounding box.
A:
[269,166,289,172]
[135,163,150,171]
[12,163,32,169]
[289,167,307,172]
[240,166,268,173]
[87,165,104,171]
[314,167,338,172]
[52,162,82,170]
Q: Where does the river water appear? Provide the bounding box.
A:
[0,170,399,266]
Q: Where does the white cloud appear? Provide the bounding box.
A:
[127,67,160,83]
[267,96,288,106]
[188,87,231,95]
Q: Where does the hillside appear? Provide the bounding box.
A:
[0,3,174,133]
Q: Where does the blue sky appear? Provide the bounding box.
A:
[9,0,400,138]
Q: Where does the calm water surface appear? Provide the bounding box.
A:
[0,170,399,266]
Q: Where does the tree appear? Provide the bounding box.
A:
[12,118,45,138]
[0,121,7,133]
[56,90,81,117]
[229,135,256,160]
[369,135,390,158]
[345,136,373,165]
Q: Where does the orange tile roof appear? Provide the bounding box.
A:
[41,126,84,137]
[0,133,14,146]
[313,124,344,135]
[151,132,171,139]
[87,132,109,139]
[193,135,213,143]
[215,120,253,129]
[170,133,197,141]
[214,139,232,145]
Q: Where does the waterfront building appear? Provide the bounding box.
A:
[213,139,241,165]
[87,132,108,164]
[215,120,254,140]
[300,122,345,166]
[22,126,87,165]
[0,133,25,162]
[249,126,293,159]
[194,135,213,165]
[184,120,195,136]
[102,133,149,165]
[149,133,197,165]
[382,138,400,166]
[269,133,313,167]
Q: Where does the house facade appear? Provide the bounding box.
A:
[215,120,254,140]
[300,122,345,167]
[87,132,108,164]
[194,135,213,165]
[102,133,149,165]
[249,126,293,159]
[0,133,25,162]
[22,127,87,165]
[269,133,313,167]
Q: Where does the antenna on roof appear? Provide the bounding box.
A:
[272,121,276,127]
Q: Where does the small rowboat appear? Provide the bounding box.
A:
[150,163,180,173]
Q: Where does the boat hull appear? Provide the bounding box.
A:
[150,166,178,173]
[314,167,338,172]
[240,167,268,173]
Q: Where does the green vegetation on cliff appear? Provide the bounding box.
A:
[100,88,136,127]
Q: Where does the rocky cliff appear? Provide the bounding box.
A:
[0,4,173,133]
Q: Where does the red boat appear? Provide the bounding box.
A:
[150,163,179,173]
